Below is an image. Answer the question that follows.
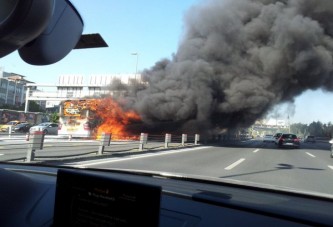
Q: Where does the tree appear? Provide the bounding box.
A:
[308,121,324,137]
[28,101,44,112]
[290,123,308,137]
[50,112,59,123]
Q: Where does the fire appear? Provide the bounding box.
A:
[92,97,141,140]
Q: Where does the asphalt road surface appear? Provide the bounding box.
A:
[1,135,333,195]
[66,138,333,196]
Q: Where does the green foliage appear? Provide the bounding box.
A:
[1,101,44,112]
[291,121,333,138]
[28,101,44,112]
[1,103,24,111]
[50,112,59,123]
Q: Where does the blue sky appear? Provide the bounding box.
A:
[0,0,332,124]
[0,0,198,82]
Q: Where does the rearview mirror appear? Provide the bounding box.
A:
[19,0,83,65]
[0,0,54,58]
[1,0,84,65]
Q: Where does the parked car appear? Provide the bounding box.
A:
[29,122,58,135]
[263,134,274,143]
[304,135,316,143]
[13,123,33,133]
[0,120,25,132]
[276,133,300,148]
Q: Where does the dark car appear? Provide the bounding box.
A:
[13,123,33,133]
[277,133,300,148]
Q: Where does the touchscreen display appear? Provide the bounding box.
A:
[53,169,161,227]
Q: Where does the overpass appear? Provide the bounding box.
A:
[24,83,113,112]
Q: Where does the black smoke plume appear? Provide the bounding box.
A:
[123,0,333,134]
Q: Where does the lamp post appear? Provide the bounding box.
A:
[24,86,30,113]
[131,52,139,83]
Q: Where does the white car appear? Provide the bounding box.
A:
[273,132,283,144]
[29,122,58,135]
[263,134,274,143]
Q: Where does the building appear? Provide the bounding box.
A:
[25,74,141,112]
[0,68,34,107]
[56,74,140,98]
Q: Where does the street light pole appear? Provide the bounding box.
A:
[131,52,139,83]
[24,86,30,113]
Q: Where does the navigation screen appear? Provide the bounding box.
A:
[53,169,161,227]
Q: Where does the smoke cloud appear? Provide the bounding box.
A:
[124,0,333,134]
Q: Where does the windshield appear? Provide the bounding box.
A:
[1,0,333,199]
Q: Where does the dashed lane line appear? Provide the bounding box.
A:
[328,166,333,170]
[224,158,245,170]
[253,149,260,153]
[306,152,316,158]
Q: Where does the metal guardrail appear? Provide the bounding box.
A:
[0,132,200,163]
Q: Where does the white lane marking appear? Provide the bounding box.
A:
[225,158,245,170]
[253,149,260,153]
[328,166,333,170]
[306,152,316,158]
[70,146,210,167]
[0,154,3,156]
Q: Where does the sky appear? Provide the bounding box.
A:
[0,0,332,125]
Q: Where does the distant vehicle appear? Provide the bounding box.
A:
[277,134,300,148]
[305,135,316,143]
[263,134,274,143]
[273,132,283,144]
[13,123,33,133]
[29,122,58,135]
[0,120,24,132]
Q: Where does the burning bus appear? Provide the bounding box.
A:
[58,98,141,139]
[58,99,99,138]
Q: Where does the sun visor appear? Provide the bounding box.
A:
[0,0,54,58]
[19,0,84,65]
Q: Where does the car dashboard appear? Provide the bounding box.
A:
[1,163,333,226]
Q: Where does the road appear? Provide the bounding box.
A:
[1,135,333,195]
[66,139,333,196]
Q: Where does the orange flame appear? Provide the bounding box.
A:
[92,97,141,140]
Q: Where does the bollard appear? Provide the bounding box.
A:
[8,125,12,138]
[68,134,72,141]
[98,132,111,155]
[195,134,200,145]
[26,147,35,163]
[26,131,44,162]
[182,134,187,146]
[97,132,111,155]
[139,133,148,151]
[165,133,171,148]
[26,133,30,141]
